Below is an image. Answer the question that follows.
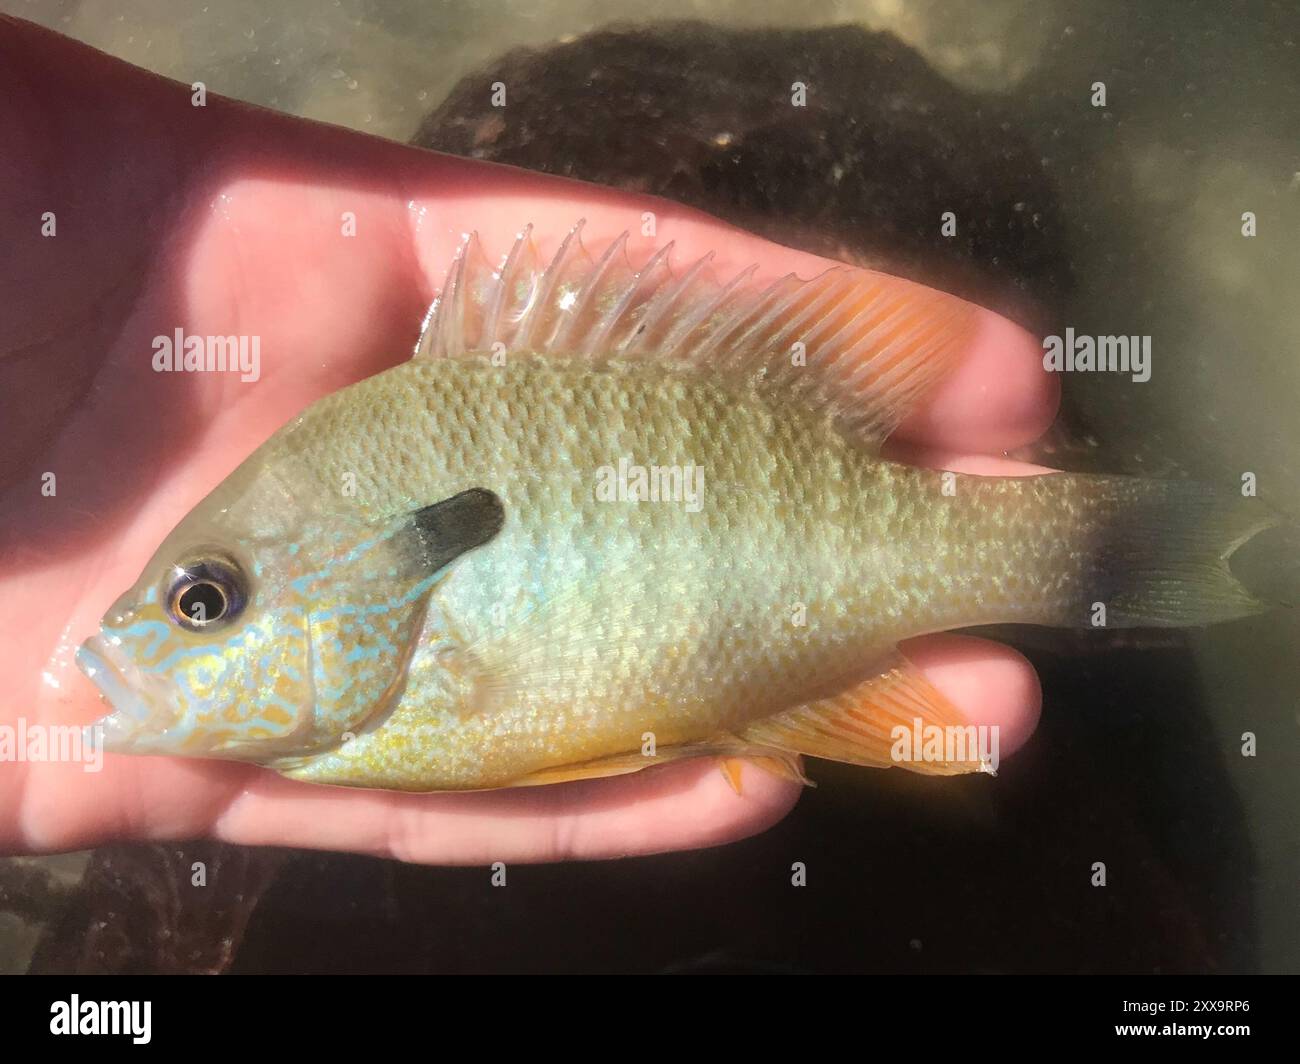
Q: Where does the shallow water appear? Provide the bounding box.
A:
[2,0,1297,972]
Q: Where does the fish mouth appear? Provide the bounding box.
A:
[76,635,176,752]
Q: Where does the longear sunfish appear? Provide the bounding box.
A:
[76,222,1276,789]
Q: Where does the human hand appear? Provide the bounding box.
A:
[0,17,1054,863]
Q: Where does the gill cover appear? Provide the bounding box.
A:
[82,488,504,759]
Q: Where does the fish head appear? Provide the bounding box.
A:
[77,525,314,760]
[75,482,504,763]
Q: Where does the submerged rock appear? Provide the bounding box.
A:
[412,21,1072,333]
[26,843,286,975]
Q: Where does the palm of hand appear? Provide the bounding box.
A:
[0,21,1051,863]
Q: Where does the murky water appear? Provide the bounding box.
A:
[3,0,1296,972]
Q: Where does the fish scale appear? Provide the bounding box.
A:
[77,224,1277,789]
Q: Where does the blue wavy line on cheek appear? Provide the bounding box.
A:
[108,620,173,659]
[147,620,275,674]
[309,570,441,625]
[289,530,396,596]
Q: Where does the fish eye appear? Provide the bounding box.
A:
[166,554,247,631]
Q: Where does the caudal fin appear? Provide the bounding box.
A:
[1080,477,1280,627]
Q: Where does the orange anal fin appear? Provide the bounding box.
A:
[719,758,746,795]
[738,651,993,776]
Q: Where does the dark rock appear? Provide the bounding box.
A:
[27,842,287,975]
[412,21,1072,332]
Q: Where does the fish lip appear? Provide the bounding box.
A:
[76,635,172,749]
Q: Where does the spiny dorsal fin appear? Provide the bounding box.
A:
[416,221,976,447]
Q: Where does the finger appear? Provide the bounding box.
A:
[208,633,1038,865]
[882,443,1056,476]
[5,753,258,856]
[209,759,800,865]
[900,633,1042,761]
[14,628,1040,862]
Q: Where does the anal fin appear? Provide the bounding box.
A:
[718,754,812,794]
[738,652,993,776]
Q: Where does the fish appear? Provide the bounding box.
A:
[76,221,1278,790]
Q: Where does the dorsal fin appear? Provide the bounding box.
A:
[416,221,976,447]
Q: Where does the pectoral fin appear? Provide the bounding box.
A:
[738,651,992,776]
